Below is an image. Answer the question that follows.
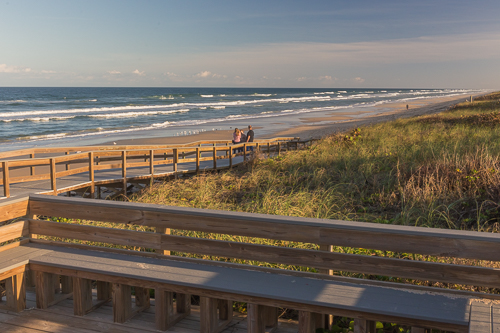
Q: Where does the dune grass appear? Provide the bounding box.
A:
[134,97,500,232]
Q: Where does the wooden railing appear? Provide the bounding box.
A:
[0,137,310,199]
[1,194,499,331]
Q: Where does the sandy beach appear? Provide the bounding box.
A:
[106,93,478,146]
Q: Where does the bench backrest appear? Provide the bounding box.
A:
[24,194,500,292]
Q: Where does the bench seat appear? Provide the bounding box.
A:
[1,242,475,332]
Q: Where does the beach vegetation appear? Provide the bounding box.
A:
[37,92,500,331]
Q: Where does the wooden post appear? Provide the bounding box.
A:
[30,152,35,176]
[135,287,150,310]
[121,151,127,195]
[112,283,132,323]
[262,305,278,331]
[50,158,57,195]
[213,147,217,170]
[267,142,270,156]
[60,276,73,294]
[149,149,154,180]
[196,147,200,174]
[200,297,219,333]
[173,149,178,176]
[155,289,174,331]
[65,151,70,171]
[88,152,95,199]
[35,271,55,309]
[97,281,112,301]
[298,311,325,333]
[229,147,233,168]
[243,144,247,160]
[73,277,93,316]
[318,244,333,328]
[354,318,376,333]
[217,299,233,321]
[2,161,10,198]
[277,142,281,157]
[176,293,191,315]
[5,272,26,312]
[247,303,265,333]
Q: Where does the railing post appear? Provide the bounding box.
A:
[277,142,281,157]
[213,146,217,170]
[319,244,334,329]
[2,161,10,198]
[121,151,127,196]
[50,158,57,195]
[196,147,200,174]
[243,144,247,161]
[30,152,35,176]
[173,149,178,177]
[65,151,70,171]
[149,149,154,181]
[88,152,95,199]
[267,142,270,156]
[229,147,233,168]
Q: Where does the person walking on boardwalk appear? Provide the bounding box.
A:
[246,125,254,151]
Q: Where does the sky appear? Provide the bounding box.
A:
[1,0,499,88]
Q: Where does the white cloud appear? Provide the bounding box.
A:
[107,70,121,75]
[0,64,32,73]
[353,77,365,83]
[194,71,212,78]
[132,69,145,76]
[40,70,57,74]
[194,71,227,79]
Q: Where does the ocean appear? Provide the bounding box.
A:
[0,87,484,152]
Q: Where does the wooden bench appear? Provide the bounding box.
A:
[2,194,500,332]
[0,242,475,332]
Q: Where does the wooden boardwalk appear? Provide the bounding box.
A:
[0,290,299,333]
[1,138,301,206]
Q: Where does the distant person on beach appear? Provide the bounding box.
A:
[246,125,254,151]
[406,104,409,110]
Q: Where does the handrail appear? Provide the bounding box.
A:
[26,193,500,292]
[1,137,311,198]
[0,137,300,160]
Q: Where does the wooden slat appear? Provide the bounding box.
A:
[26,238,500,303]
[160,234,500,288]
[55,166,88,178]
[0,197,29,222]
[0,239,30,254]
[29,219,161,249]
[469,301,491,333]
[28,194,500,261]
[8,158,51,168]
[0,221,29,244]
[5,271,26,312]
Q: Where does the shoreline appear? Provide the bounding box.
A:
[106,93,477,146]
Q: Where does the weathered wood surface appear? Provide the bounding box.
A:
[17,243,471,331]
[0,220,29,243]
[0,289,300,333]
[26,218,500,289]
[28,194,500,261]
[0,199,28,223]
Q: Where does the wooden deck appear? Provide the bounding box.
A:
[0,290,299,333]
